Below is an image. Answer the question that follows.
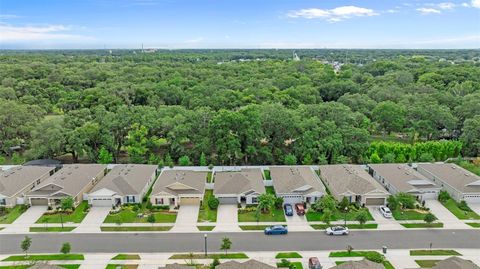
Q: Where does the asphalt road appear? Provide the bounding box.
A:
[0,230,479,254]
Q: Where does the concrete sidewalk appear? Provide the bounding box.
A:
[425,200,470,229]
[213,204,241,232]
[1,206,47,234]
[74,207,111,233]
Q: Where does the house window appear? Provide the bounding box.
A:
[251,197,258,203]
[0,199,6,205]
[127,196,136,203]
[156,198,164,205]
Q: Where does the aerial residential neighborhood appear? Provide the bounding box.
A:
[1,0,480,268]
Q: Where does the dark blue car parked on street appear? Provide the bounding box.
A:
[264,225,288,235]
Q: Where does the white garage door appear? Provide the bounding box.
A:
[422,192,438,200]
[464,195,480,204]
[218,197,238,204]
[365,198,386,206]
[282,195,303,205]
[91,197,113,207]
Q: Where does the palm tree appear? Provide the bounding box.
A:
[257,193,275,214]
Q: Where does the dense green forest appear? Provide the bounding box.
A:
[0,49,479,165]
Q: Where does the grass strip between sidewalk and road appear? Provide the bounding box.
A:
[311,224,378,230]
[0,265,80,269]
[105,265,138,269]
[2,254,84,261]
[169,253,248,259]
[197,226,215,231]
[112,254,141,260]
[275,252,302,259]
[401,223,443,228]
[466,223,480,228]
[329,251,380,257]
[101,226,172,232]
[239,225,273,230]
[410,249,462,256]
[30,226,76,232]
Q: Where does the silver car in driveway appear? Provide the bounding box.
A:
[325,226,349,235]
[379,206,392,218]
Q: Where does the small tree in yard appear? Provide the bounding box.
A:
[438,191,451,203]
[21,236,32,259]
[321,208,333,225]
[347,245,354,255]
[313,195,337,213]
[60,242,71,254]
[60,196,74,211]
[424,213,436,225]
[208,196,219,210]
[147,214,156,225]
[355,210,368,227]
[257,193,276,214]
[387,195,398,210]
[220,237,232,255]
[210,258,220,268]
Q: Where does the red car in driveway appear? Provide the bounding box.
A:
[295,203,305,216]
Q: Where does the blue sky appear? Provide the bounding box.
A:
[0,0,479,49]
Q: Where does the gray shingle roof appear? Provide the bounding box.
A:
[331,260,385,269]
[158,263,192,269]
[319,165,388,200]
[151,169,207,197]
[417,163,480,194]
[214,168,265,195]
[0,166,54,197]
[432,257,480,269]
[269,166,325,195]
[28,164,106,198]
[369,163,439,193]
[89,164,157,196]
[217,259,276,269]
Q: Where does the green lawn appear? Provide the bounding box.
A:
[310,224,378,230]
[275,252,302,259]
[306,209,374,222]
[441,199,480,220]
[104,209,177,223]
[36,202,89,223]
[239,225,272,230]
[207,172,213,183]
[392,209,430,220]
[101,226,172,231]
[105,265,138,269]
[410,249,461,256]
[197,226,215,231]
[238,208,285,222]
[112,254,141,260]
[263,170,271,180]
[30,226,76,232]
[401,223,443,228]
[329,251,380,257]
[197,190,217,222]
[0,206,27,224]
[3,254,84,261]
[467,223,480,228]
[265,186,275,195]
[169,253,248,259]
[415,260,440,268]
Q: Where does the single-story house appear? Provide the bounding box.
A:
[213,168,265,204]
[26,164,107,207]
[150,169,207,207]
[217,260,276,269]
[331,260,385,269]
[368,163,441,202]
[269,166,326,204]
[87,164,159,207]
[158,264,192,269]
[0,166,55,207]
[319,164,390,206]
[431,257,480,269]
[416,163,480,203]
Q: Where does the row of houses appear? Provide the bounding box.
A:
[1,162,480,208]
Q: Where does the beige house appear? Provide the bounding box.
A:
[270,166,326,205]
[88,164,159,207]
[26,164,107,207]
[214,168,265,204]
[431,257,480,269]
[416,163,480,203]
[368,163,441,201]
[0,166,55,207]
[331,260,385,269]
[217,260,276,269]
[150,169,207,207]
[319,164,390,206]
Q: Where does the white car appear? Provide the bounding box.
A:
[379,206,392,218]
[325,226,349,235]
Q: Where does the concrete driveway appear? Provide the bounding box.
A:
[171,204,200,232]
[74,207,111,233]
[469,204,480,216]
[425,200,469,229]
[1,206,47,233]
[368,206,404,230]
[285,212,313,231]
[213,204,240,232]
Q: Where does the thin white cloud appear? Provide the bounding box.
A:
[0,14,20,20]
[0,24,92,42]
[436,2,456,9]
[472,0,480,8]
[287,5,378,22]
[416,7,442,14]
